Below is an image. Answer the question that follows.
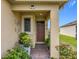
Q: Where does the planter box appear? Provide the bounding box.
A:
[20,44,31,55]
[24,46,31,55]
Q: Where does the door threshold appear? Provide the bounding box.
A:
[36,42,44,44]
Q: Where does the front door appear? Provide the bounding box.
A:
[36,21,45,42]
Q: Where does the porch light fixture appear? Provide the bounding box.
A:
[40,13,43,16]
[30,4,35,9]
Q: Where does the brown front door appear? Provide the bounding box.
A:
[36,21,45,42]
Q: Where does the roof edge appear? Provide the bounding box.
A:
[60,20,77,28]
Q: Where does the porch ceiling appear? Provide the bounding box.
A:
[16,11,50,17]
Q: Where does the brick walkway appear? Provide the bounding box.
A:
[31,44,50,59]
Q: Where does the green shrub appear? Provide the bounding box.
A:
[56,43,77,59]
[19,32,31,47]
[2,45,31,59]
[45,37,50,48]
[51,57,56,59]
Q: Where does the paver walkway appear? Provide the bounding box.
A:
[31,44,50,59]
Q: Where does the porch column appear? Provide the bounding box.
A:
[31,15,36,48]
[50,8,59,59]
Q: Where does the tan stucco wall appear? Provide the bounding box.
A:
[60,25,76,37]
[1,0,21,56]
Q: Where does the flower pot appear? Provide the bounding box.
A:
[20,44,31,55]
[24,46,31,55]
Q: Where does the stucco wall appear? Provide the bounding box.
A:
[1,0,21,56]
[60,25,76,37]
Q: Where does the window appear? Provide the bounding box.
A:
[24,18,31,32]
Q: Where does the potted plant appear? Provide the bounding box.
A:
[19,32,31,55]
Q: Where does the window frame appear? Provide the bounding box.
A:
[24,18,31,32]
[22,15,33,34]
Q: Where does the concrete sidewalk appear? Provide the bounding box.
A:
[31,44,50,59]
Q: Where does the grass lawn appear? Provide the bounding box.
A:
[60,34,77,48]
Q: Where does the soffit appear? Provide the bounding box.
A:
[8,0,68,8]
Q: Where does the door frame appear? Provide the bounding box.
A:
[36,21,45,44]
